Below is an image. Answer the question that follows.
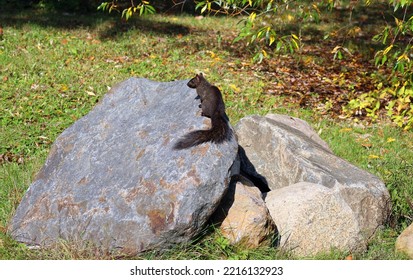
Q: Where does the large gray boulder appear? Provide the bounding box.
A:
[236,114,390,256]
[8,78,238,255]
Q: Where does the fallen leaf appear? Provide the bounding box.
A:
[229,84,241,93]
[206,50,216,58]
[386,137,396,143]
[368,154,380,159]
[60,84,69,92]
[345,255,353,260]
[361,142,372,148]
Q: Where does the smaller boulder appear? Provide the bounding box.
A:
[395,223,413,259]
[265,182,365,257]
[235,114,390,242]
[212,176,276,248]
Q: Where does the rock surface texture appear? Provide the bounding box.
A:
[212,178,276,248]
[395,223,413,259]
[265,182,364,256]
[236,114,391,256]
[8,78,238,254]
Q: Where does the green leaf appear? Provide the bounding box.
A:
[381,55,388,65]
[195,1,206,11]
[201,4,208,14]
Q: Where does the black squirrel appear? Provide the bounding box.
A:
[173,73,232,150]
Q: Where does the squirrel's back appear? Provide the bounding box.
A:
[174,74,232,150]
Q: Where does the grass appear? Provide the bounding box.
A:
[0,4,412,259]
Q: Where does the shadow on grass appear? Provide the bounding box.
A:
[98,16,191,40]
[0,4,192,40]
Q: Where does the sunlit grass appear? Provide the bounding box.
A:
[0,6,412,259]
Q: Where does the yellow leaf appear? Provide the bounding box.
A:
[229,84,241,93]
[386,137,396,143]
[206,50,216,58]
[383,44,393,55]
[60,84,69,92]
[368,154,380,159]
[269,35,276,46]
[395,17,403,27]
[262,49,268,57]
[339,128,352,132]
[397,53,410,62]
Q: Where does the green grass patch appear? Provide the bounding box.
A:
[0,6,412,259]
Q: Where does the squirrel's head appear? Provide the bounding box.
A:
[187,73,204,88]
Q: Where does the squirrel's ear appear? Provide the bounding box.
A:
[196,73,203,82]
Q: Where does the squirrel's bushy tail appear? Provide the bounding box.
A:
[173,115,231,150]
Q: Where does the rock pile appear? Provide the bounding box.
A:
[233,114,390,256]
[9,78,391,257]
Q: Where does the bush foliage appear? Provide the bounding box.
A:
[96,0,413,130]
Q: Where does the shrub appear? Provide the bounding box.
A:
[99,0,413,129]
